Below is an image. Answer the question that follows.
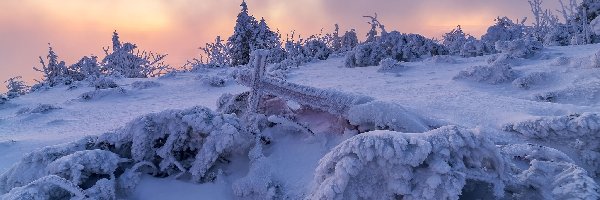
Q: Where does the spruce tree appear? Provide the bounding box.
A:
[227,0,258,66]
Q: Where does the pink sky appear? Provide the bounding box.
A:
[0,0,562,90]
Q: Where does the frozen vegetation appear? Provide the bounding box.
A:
[3,0,600,199]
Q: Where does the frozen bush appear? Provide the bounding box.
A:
[90,77,118,89]
[377,58,406,73]
[0,137,96,193]
[512,71,551,89]
[345,31,447,67]
[454,64,517,84]
[79,87,127,101]
[495,38,543,59]
[131,80,160,90]
[95,106,253,182]
[102,31,170,78]
[531,82,600,105]
[33,45,74,87]
[303,37,331,60]
[310,126,507,200]
[1,175,86,200]
[4,76,29,99]
[459,39,491,57]
[1,106,253,198]
[199,75,227,87]
[217,92,250,116]
[0,94,7,105]
[346,101,431,133]
[500,144,600,199]
[503,113,600,178]
[481,17,527,48]
[551,56,571,66]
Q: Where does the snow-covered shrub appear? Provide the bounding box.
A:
[494,38,543,59]
[481,17,527,49]
[544,24,572,46]
[377,58,406,73]
[340,29,359,52]
[217,92,250,116]
[33,45,74,87]
[0,136,96,194]
[200,36,231,67]
[79,87,127,101]
[459,39,491,57]
[454,64,517,84]
[1,106,254,198]
[512,71,551,89]
[198,75,227,87]
[1,175,86,200]
[346,101,431,133]
[551,56,571,66]
[345,31,447,68]
[69,55,102,81]
[443,25,471,56]
[500,144,600,199]
[302,37,331,61]
[91,76,118,89]
[310,126,508,200]
[503,113,600,178]
[131,80,160,90]
[96,106,253,182]
[4,76,29,99]
[0,94,7,105]
[532,82,600,105]
[102,31,170,78]
[19,104,62,114]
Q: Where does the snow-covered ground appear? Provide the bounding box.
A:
[1,44,600,199]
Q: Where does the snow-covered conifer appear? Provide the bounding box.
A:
[340,29,359,52]
[33,44,71,87]
[227,1,259,66]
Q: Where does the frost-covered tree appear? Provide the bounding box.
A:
[201,36,231,67]
[330,24,342,52]
[363,13,386,43]
[4,76,29,99]
[228,1,259,66]
[33,44,72,87]
[102,31,170,78]
[303,35,332,60]
[443,25,471,55]
[69,56,102,81]
[340,29,359,52]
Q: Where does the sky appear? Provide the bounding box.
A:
[0,0,563,90]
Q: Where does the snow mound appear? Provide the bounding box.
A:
[309,126,507,200]
[454,64,517,84]
[533,82,600,105]
[91,77,119,89]
[0,106,253,199]
[377,58,406,73]
[17,104,62,114]
[512,71,552,89]
[550,56,571,66]
[346,101,432,133]
[79,87,127,101]
[425,55,458,64]
[500,144,600,199]
[131,80,160,90]
[503,113,600,178]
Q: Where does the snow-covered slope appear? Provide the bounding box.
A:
[1,44,600,199]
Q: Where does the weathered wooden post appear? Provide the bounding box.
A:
[247,50,269,114]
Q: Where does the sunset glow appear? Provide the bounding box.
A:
[0,0,562,88]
